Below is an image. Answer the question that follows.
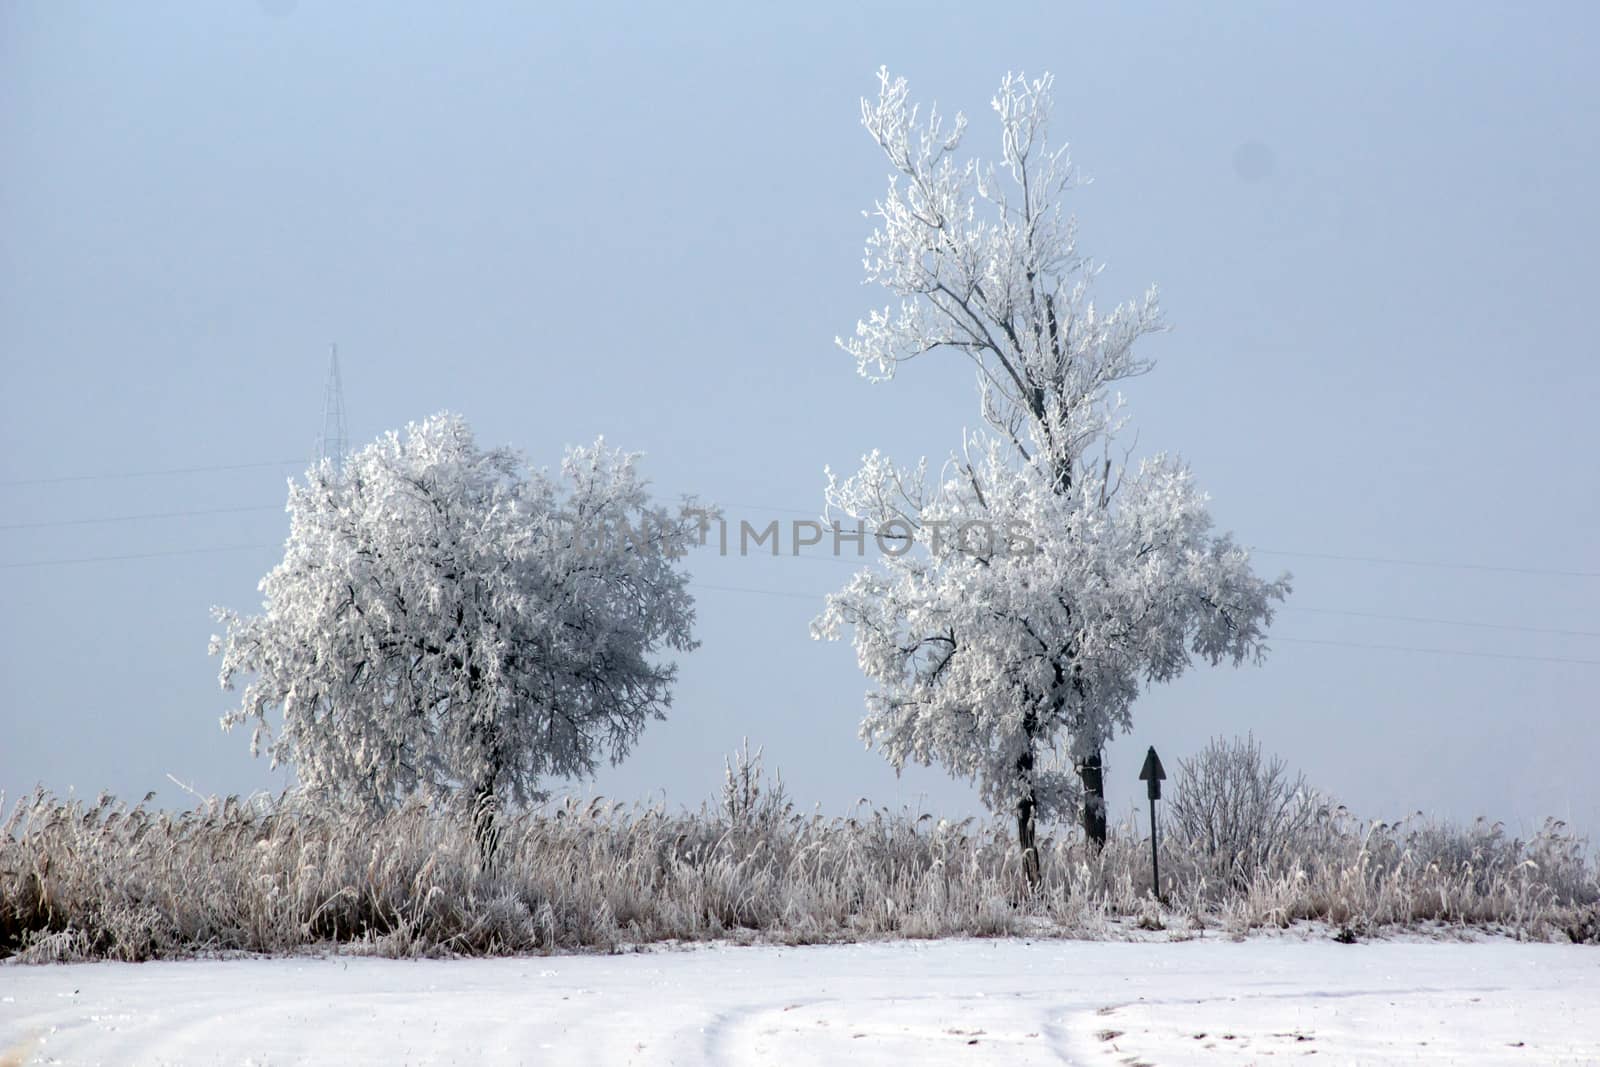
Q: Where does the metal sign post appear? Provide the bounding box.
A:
[1138,746,1167,900]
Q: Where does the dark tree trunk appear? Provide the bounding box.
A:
[472,783,500,863]
[1015,727,1042,887]
[1080,750,1107,848]
[1016,792,1041,888]
[462,656,503,864]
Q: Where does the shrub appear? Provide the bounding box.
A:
[1168,733,1327,885]
[720,739,791,827]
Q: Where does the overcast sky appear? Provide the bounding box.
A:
[3,1,1597,834]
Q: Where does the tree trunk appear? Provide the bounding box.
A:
[1080,750,1107,848]
[1016,792,1041,888]
[1015,727,1042,887]
[464,659,502,863]
[472,784,500,863]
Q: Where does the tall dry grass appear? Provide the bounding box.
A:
[2,782,1595,962]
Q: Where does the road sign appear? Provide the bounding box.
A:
[1139,746,1166,899]
[1139,746,1167,800]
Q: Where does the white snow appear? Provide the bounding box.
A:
[3,936,1596,1065]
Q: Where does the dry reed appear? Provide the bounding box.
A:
[2,785,1595,963]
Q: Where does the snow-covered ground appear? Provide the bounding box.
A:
[3,936,1596,1065]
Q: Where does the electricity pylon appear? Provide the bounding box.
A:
[316,343,348,466]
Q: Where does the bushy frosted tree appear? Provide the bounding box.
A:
[211,413,700,846]
[815,69,1289,877]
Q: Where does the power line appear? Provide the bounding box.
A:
[693,581,821,602]
[4,469,1596,582]
[5,545,1591,667]
[690,581,1600,665]
[1283,605,1600,640]
[0,504,283,532]
[682,503,1600,580]
[1251,547,1600,580]
[0,544,278,569]
[1273,634,1600,667]
[0,532,1594,643]
[690,582,1600,665]
[776,552,1600,638]
[0,459,304,488]
[781,536,1600,580]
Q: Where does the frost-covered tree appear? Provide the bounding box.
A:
[211,413,700,846]
[816,69,1289,876]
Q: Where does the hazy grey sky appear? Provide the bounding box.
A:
[3,2,1597,833]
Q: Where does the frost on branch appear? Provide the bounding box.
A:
[838,66,1160,467]
[210,413,701,813]
[824,69,1290,859]
[816,438,1289,826]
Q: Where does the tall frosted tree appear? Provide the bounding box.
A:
[211,413,700,848]
[815,69,1289,877]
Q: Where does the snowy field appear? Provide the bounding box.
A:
[3,937,1597,1065]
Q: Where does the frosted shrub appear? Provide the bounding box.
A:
[720,739,790,827]
[1169,734,1327,886]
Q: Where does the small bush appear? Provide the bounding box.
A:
[720,739,790,827]
[1169,733,1327,885]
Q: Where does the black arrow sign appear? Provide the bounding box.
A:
[1138,746,1166,800]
